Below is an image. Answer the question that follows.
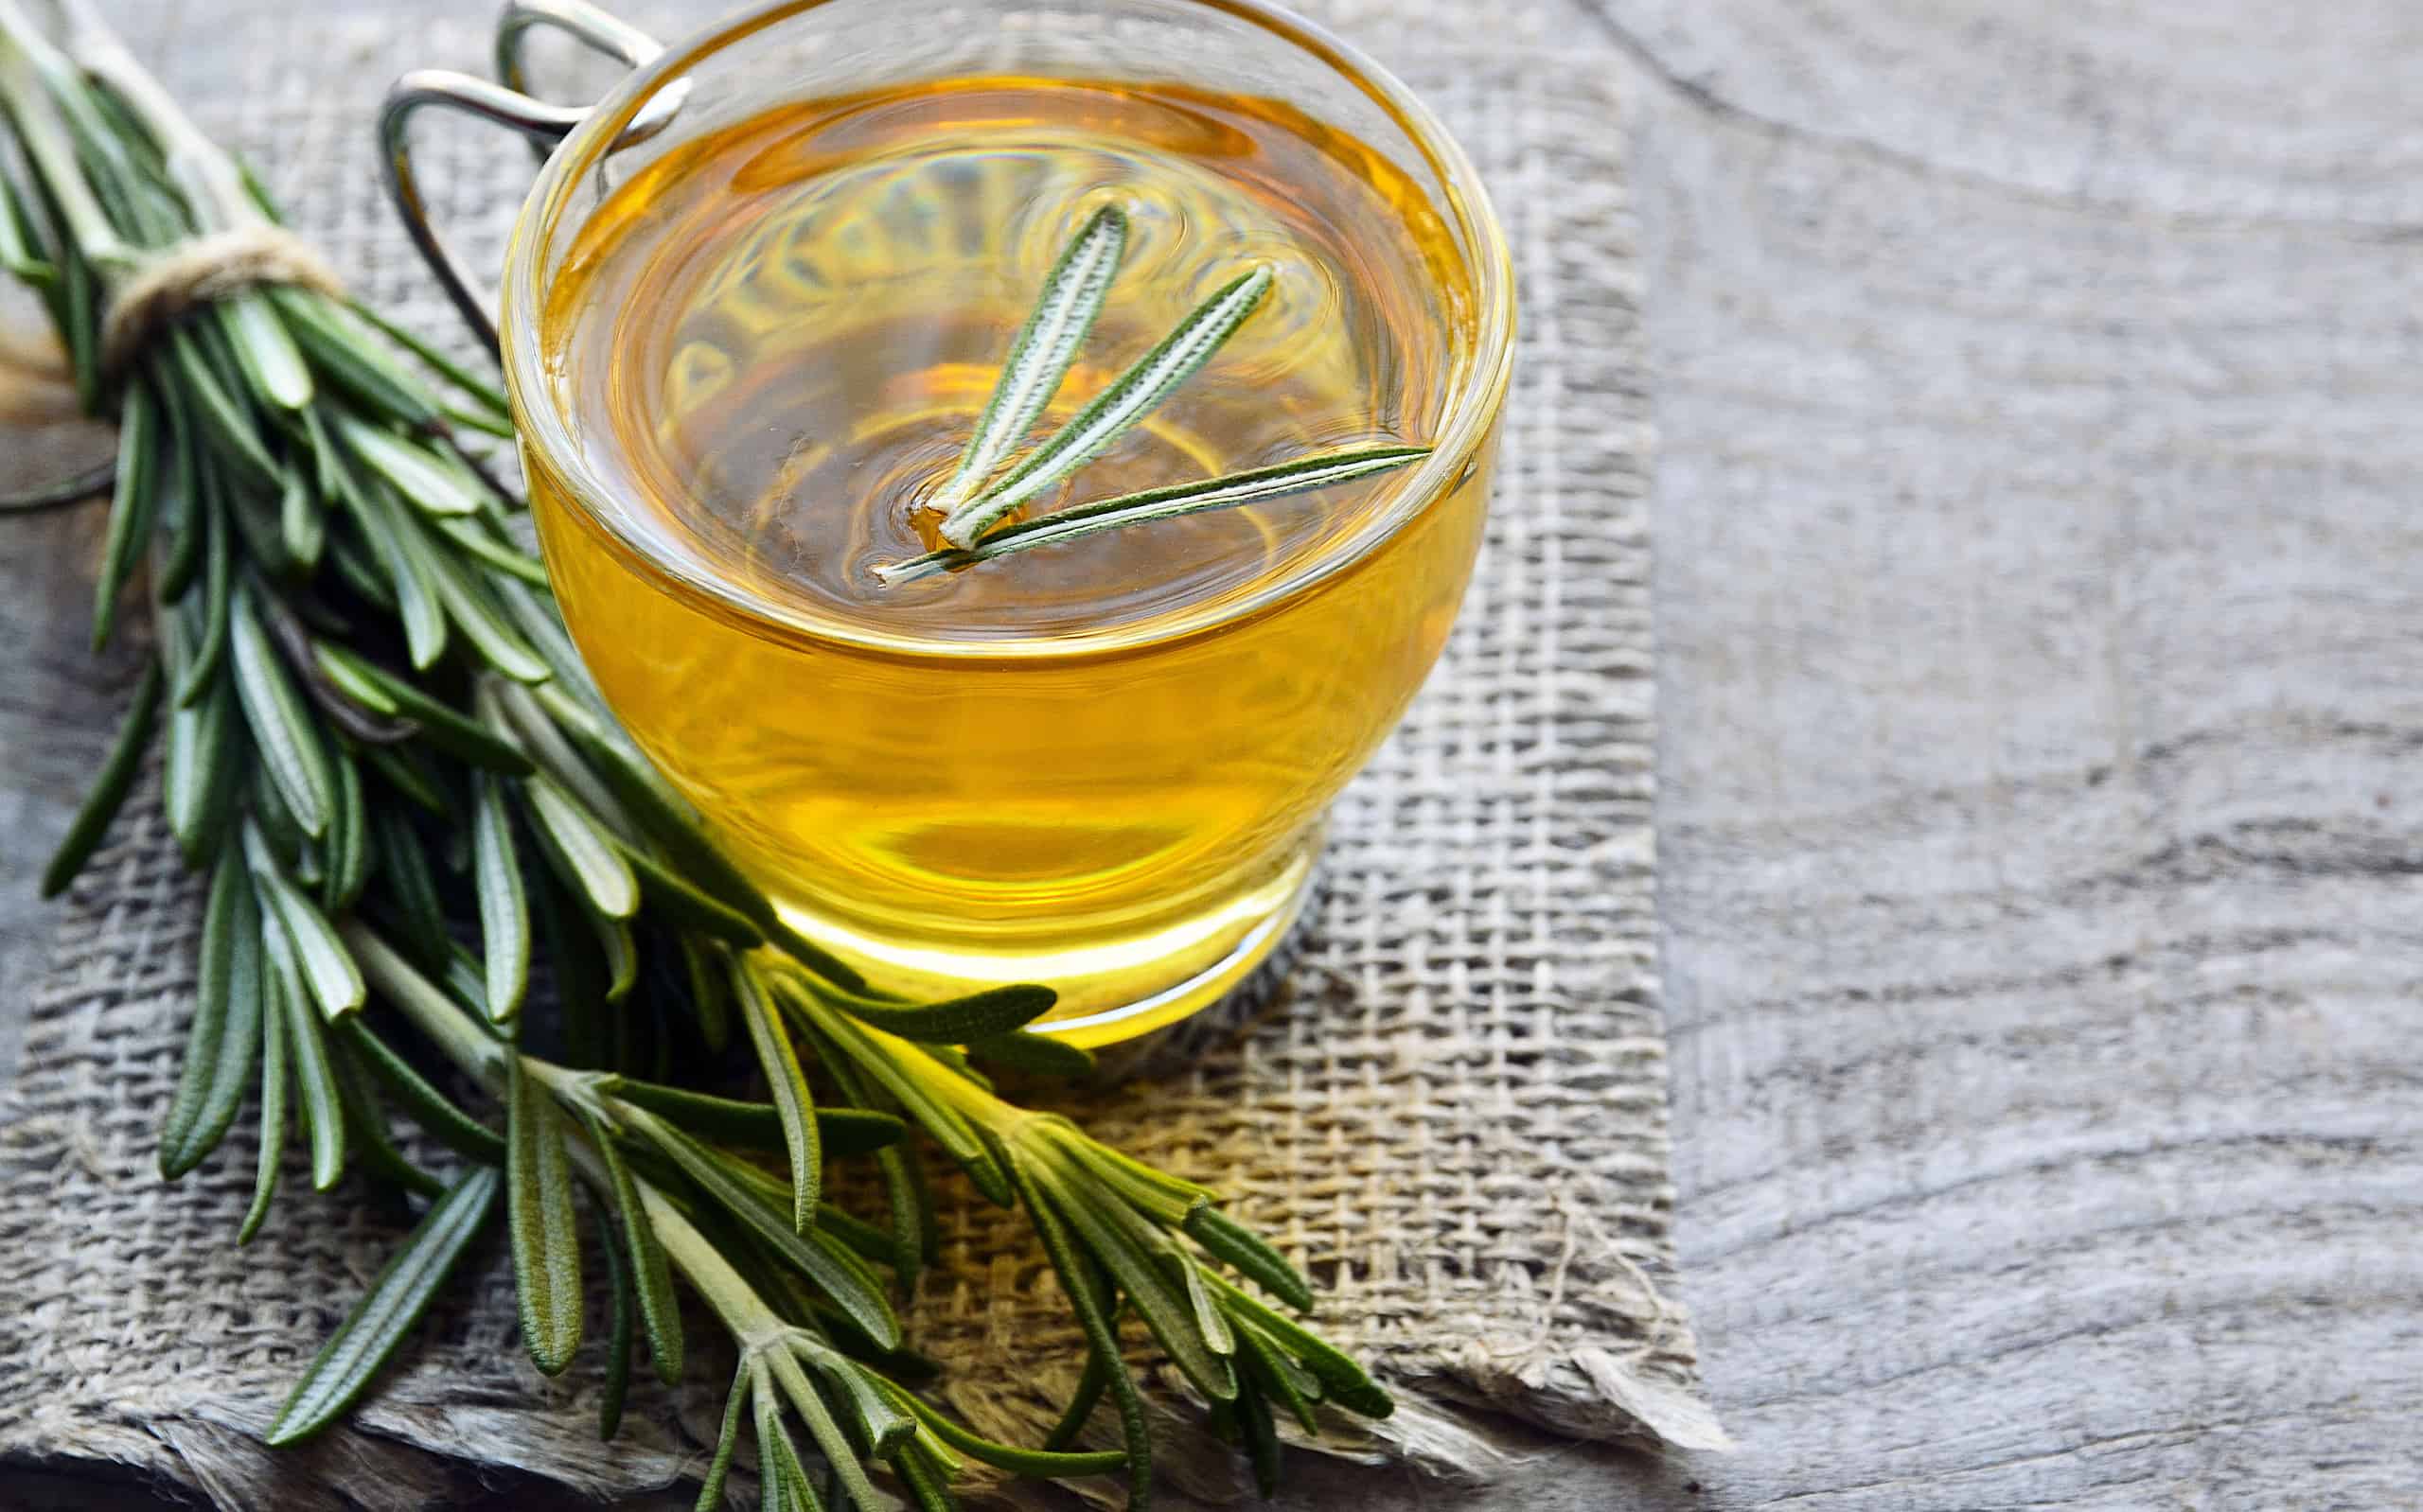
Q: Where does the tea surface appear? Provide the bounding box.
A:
[544,77,1461,641]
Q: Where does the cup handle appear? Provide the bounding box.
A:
[379,0,680,350]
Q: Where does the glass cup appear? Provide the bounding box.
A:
[390,0,1513,1046]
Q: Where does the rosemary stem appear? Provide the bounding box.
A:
[341,922,796,1355]
[0,4,131,271]
[54,0,266,234]
[340,922,508,1092]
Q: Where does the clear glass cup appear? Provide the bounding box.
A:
[489,0,1514,1046]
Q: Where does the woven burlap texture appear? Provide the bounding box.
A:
[0,2,1716,1506]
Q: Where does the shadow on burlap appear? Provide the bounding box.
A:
[0,2,1718,1506]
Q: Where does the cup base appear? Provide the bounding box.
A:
[769,824,1324,1050]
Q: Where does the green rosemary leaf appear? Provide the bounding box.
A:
[881,1381,1128,1478]
[577,1107,683,1386]
[935,202,1128,515]
[525,775,641,920]
[220,464,294,580]
[505,1056,584,1375]
[875,1146,935,1302]
[600,912,639,1006]
[753,1387,823,1512]
[1181,1204,1314,1313]
[1203,1272,1391,1419]
[91,378,157,647]
[313,644,531,773]
[443,402,515,439]
[215,290,314,411]
[563,719,785,932]
[489,681,632,839]
[1178,1248,1236,1356]
[343,476,447,667]
[1233,1370,1282,1497]
[618,842,766,945]
[163,643,242,864]
[807,1202,898,1270]
[938,263,1273,548]
[240,818,363,1022]
[340,295,509,414]
[172,501,230,706]
[605,1081,904,1158]
[41,659,159,897]
[733,960,820,1230]
[1035,1161,1236,1402]
[964,1029,1095,1081]
[320,749,369,911]
[238,962,290,1245]
[336,413,486,517]
[504,592,604,710]
[263,1168,502,1445]
[778,989,1008,1206]
[443,948,499,1024]
[1041,1350,1111,1451]
[277,466,324,571]
[891,1439,957,1512]
[330,1036,445,1199]
[595,1194,635,1440]
[998,1142,1153,1507]
[694,1362,751,1512]
[679,933,734,1054]
[242,823,365,1017]
[625,1108,902,1351]
[885,444,1430,584]
[826,983,1057,1045]
[335,1017,504,1163]
[158,851,265,1177]
[767,1345,893,1505]
[325,523,396,613]
[471,773,530,1020]
[419,532,550,682]
[1037,1122,1213,1221]
[230,585,334,836]
[369,807,451,969]
[822,1357,922,1459]
[0,164,54,284]
[151,407,203,598]
[922,1043,994,1092]
[266,923,348,1190]
[167,323,277,488]
[1235,1316,1320,1435]
[249,763,315,880]
[274,290,434,427]
[432,511,548,584]
[58,237,96,413]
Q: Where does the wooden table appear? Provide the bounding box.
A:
[5,2,2416,1506]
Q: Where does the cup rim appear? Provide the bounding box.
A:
[500,0,1515,661]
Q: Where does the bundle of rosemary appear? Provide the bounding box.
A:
[0,2,1390,1505]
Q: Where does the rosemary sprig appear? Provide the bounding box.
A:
[879,444,1433,586]
[903,207,1431,580]
[9,4,1389,1504]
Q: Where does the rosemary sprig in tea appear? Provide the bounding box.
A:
[900,204,1432,574]
[7,3,1391,1505]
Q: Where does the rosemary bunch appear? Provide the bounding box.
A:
[4,2,1390,1505]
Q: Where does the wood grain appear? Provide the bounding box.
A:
[1596,0,2423,1505]
[6,2,2422,1508]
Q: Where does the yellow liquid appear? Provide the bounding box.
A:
[523,79,1493,1042]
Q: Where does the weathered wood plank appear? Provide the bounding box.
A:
[1597,0,2423,1505]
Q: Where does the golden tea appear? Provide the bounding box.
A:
[523,78,1493,1041]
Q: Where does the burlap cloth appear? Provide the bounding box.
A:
[0,1,1717,1505]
